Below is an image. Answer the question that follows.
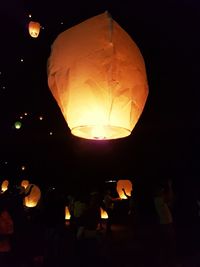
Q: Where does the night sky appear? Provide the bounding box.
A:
[0,0,199,192]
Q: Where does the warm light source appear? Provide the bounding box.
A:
[100,207,108,219]
[48,12,148,140]
[14,121,22,129]
[65,206,71,220]
[117,180,132,199]
[21,180,29,189]
[1,180,9,192]
[24,184,41,208]
[28,21,40,38]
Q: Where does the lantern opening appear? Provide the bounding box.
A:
[71,125,131,140]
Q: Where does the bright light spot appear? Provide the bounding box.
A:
[39,116,43,120]
[14,121,22,129]
[20,116,23,119]
[24,112,28,116]
[28,14,32,18]
[4,161,8,165]
[49,131,53,135]
[20,58,24,62]
[41,26,45,30]
[2,86,5,90]
[61,22,64,25]
[91,125,106,140]
[21,166,26,171]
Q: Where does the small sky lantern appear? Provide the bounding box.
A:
[117,180,132,199]
[28,21,40,38]
[100,207,108,219]
[48,12,148,140]
[1,180,9,192]
[21,180,29,189]
[24,184,41,208]
[65,206,71,220]
[14,121,22,129]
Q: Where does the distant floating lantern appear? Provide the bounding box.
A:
[117,180,132,199]
[14,121,22,129]
[21,180,29,189]
[1,180,9,192]
[65,206,71,220]
[48,12,148,140]
[28,21,40,38]
[100,207,108,219]
[24,184,41,208]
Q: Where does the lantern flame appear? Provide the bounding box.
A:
[65,206,71,220]
[100,207,108,219]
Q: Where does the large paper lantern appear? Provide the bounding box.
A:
[117,180,132,199]
[48,12,148,140]
[1,180,9,192]
[24,184,41,208]
[28,21,40,38]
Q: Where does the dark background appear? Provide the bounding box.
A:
[0,0,199,193]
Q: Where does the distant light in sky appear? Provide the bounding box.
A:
[21,166,26,171]
[4,161,8,165]
[61,22,64,25]
[29,14,32,18]
[2,86,5,90]
[20,116,23,119]
[20,58,24,62]
[14,121,22,129]
[39,116,43,120]
[49,131,53,135]
[24,112,28,116]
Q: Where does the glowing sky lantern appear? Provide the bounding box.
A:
[65,206,71,220]
[1,180,9,192]
[24,184,41,208]
[117,180,132,199]
[100,207,108,219]
[14,121,22,129]
[48,12,148,140]
[21,180,29,189]
[28,21,40,38]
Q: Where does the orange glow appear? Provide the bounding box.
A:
[100,207,108,219]
[28,21,40,38]
[117,180,132,199]
[65,206,71,220]
[21,180,29,189]
[48,12,148,140]
[1,180,9,192]
[24,184,41,208]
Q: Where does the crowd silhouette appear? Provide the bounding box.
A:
[0,178,199,267]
